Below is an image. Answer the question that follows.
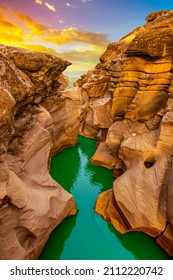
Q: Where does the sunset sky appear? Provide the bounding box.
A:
[0,0,173,75]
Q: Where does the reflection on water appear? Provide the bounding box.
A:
[39,136,171,260]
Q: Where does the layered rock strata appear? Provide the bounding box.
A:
[74,11,173,256]
[0,45,78,259]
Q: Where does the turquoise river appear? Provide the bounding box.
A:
[39,136,171,260]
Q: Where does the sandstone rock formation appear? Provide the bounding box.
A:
[0,45,78,259]
[74,10,173,256]
[1,10,173,259]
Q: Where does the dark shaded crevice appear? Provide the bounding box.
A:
[0,195,12,208]
[154,221,169,240]
[144,156,155,168]
[112,191,132,231]
[144,161,155,168]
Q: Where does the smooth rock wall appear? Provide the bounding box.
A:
[73,11,173,256]
[0,45,78,259]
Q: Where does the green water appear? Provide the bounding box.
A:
[39,136,171,260]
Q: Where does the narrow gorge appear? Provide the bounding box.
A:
[1,10,173,259]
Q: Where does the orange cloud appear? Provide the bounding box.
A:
[0,10,109,71]
[35,0,43,5]
[47,28,107,46]
[15,13,49,38]
[45,2,56,12]
[0,15,24,45]
[45,27,108,47]
[35,1,56,12]
[14,13,109,47]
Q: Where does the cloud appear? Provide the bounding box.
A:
[45,2,56,12]
[18,44,61,56]
[35,0,56,12]
[81,0,92,2]
[66,2,76,8]
[45,27,109,47]
[15,13,109,47]
[0,15,24,45]
[61,49,101,64]
[59,46,104,71]
[0,10,109,71]
[16,14,48,37]
[72,29,109,46]
[35,0,43,5]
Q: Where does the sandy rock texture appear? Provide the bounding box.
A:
[74,11,173,256]
[0,45,78,259]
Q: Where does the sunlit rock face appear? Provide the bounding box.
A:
[0,45,77,259]
[74,11,173,256]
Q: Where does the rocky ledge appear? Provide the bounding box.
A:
[72,10,173,257]
[0,45,80,259]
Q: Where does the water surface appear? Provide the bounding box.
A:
[39,136,171,260]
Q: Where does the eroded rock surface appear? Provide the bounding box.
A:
[2,10,173,259]
[73,10,173,256]
[0,45,78,259]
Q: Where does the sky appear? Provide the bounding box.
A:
[0,0,173,74]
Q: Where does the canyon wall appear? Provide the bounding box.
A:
[73,10,173,256]
[1,10,173,259]
[0,45,79,259]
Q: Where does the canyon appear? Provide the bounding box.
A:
[0,10,173,259]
